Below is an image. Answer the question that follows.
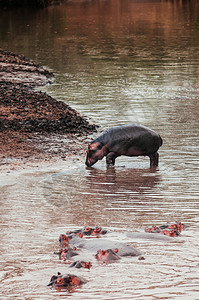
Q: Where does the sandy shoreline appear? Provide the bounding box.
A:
[0,49,97,173]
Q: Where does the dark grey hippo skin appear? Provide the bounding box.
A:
[85,124,163,167]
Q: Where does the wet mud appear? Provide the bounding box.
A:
[0,49,97,170]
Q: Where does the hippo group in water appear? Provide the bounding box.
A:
[144,222,186,237]
[85,124,163,168]
[48,222,186,288]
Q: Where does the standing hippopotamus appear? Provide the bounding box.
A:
[85,124,163,167]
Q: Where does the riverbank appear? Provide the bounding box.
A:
[0,0,59,7]
[0,49,97,171]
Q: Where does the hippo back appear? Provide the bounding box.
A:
[94,124,162,155]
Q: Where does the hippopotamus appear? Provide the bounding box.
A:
[67,226,107,237]
[69,260,92,269]
[48,272,87,287]
[58,247,79,260]
[161,229,180,237]
[68,235,141,257]
[145,225,161,233]
[95,249,121,262]
[159,222,186,232]
[59,234,70,248]
[143,223,182,238]
[85,124,163,168]
[144,221,185,237]
[127,232,177,241]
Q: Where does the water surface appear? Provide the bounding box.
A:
[0,0,199,299]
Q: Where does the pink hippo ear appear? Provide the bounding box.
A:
[89,142,99,151]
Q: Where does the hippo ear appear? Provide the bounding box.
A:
[89,142,99,151]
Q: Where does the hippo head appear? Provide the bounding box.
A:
[95,249,120,262]
[48,273,84,287]
[83,226,92,235]
[92,226,107,235]
[85,142,107,167]
[59,234,69,248]
[70,260,92,269]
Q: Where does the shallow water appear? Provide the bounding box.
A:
[0,0,199,299]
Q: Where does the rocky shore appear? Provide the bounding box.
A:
[0,49,97,170]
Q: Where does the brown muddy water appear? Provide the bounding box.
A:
[0,0,199,299]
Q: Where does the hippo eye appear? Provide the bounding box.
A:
[56,277,64,285]
[101,250,106,255]
[84,227,91,232]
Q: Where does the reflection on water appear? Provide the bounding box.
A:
[42,164,161,226]
[0,0,199,299]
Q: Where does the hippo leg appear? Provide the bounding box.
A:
[106,152,118,167]
[149,152,159,168]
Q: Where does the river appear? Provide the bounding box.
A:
[0,0,199,299]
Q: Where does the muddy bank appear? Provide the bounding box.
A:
[0,0,58,7]
[0,49,97,170]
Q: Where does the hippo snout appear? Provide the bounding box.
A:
[85,161,95,167]
[85,160,91,167]
[85,157,96,167]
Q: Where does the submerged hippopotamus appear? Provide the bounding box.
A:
[67,226,107,237]
[68,235,141,257]
[58,247,79,260]
[85,124,163,168]
[59,234,70,248]
[144,221,186,237]
[159,222,186,232]
[69,260,92,269]
[161,229,180,237]
[95,249,121,262]
[48,272,86,287]
[127,232,173,241]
